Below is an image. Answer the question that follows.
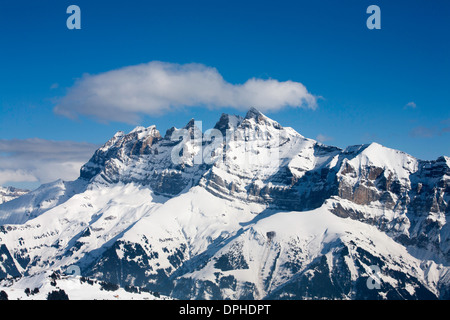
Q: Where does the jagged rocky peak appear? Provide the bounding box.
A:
[79,117,210,193]
[112,131,125,138]
[115,125,161,150]
[339,143,414,180]
[163,118,202,140]
[242,107,283,130]
[336,142,419,207]
[184,118,196,129]
[98,125,161,154]
[244,106,264,120]
[129,125,160,136]
[422,155,450,178]
[214,113,244,135]
[444,156,450,167]
[80,125,163,181]
[164,126,176,140]
[95,108,280,160]
[127,125,161,143]
[127,125,162,152]
[183,118,203,139]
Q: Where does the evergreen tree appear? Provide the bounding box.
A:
[47,289,69,300]
[0,290,8,301]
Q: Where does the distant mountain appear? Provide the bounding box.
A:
[0,108,449,300]
[0,187,29,205]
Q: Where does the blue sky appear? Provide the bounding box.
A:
[0,0,449,189]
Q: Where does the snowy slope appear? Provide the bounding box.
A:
[175,200,446,299]
[0,183,164,279]
[0,179,86,225]
[0,271,169,300]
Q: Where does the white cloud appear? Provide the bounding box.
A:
[54,61,317,124]
[0,138,98,186]
[409,126,436,138]
[316,133,333,143]
[0,169,38,185]
[404,101,417,109]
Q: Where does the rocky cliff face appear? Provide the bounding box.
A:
[0,108,449,300]
[80,123,209,197]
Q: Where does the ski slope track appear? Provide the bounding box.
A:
[1,108,449,300]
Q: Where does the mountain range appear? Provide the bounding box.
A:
[0,187,29,206]
[0,108,449,300]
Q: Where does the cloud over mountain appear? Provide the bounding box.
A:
[0,138,98,186]
[54,61,317,124]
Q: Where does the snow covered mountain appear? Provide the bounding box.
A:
[0,187,29,205]
[0,108,449,300]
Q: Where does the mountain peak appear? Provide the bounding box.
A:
[184,118,196,129]
[130,126,147,134]
[113,131,125,138]
[243,107,282,130]
[244,107,265,120]
[444,156,450,166]
[436,155,450,166]
[214,113,244,135]
[127,125,161,142]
